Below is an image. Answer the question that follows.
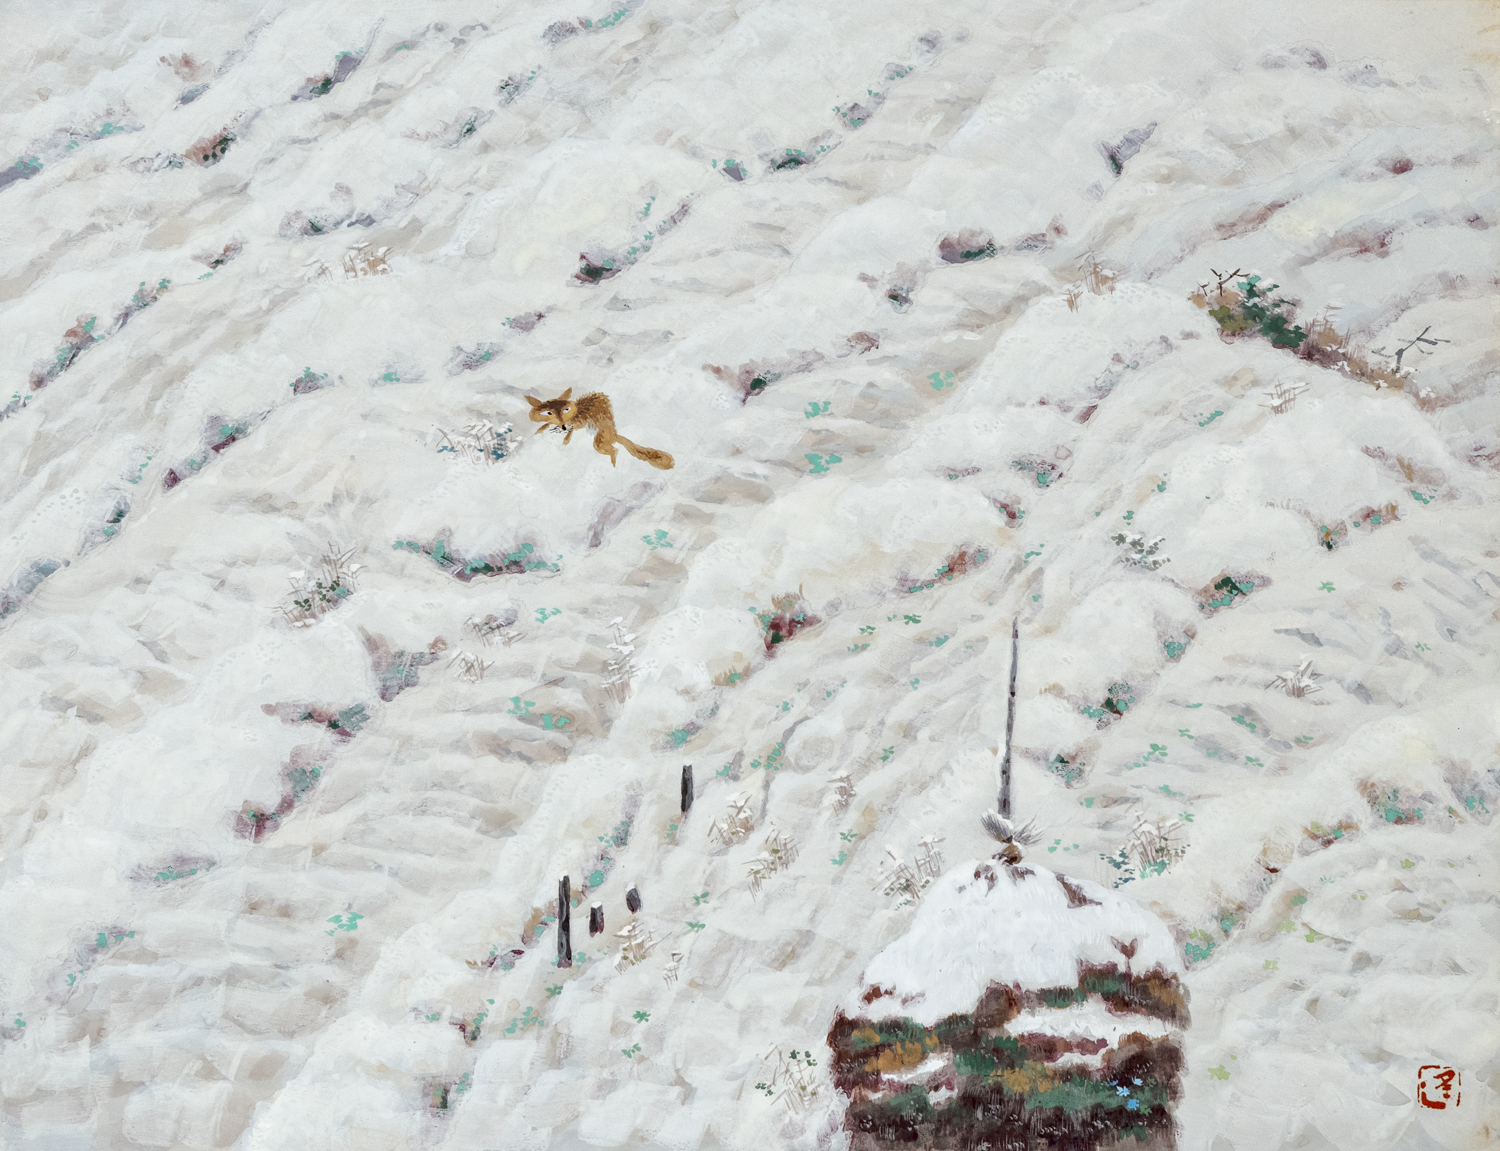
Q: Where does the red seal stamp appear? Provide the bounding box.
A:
[1417,1065,1460,1110]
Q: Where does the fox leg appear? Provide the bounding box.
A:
[593,431,618,465]
[563,428,575,445]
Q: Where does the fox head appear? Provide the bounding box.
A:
[524,387,577,432]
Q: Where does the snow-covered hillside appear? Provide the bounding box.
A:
[1,1,1497,1148]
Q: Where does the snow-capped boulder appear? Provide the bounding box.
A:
[829,858,1189,1149]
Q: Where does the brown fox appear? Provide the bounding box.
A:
[524,388,674,470]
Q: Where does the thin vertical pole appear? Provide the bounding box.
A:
[999,617,1018,820]
[557,875,572,968]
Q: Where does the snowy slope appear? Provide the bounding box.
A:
[1,2,1498,1149]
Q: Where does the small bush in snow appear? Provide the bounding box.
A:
[1302,819,1358,851]
[1195,571,1269,615]
[1011,455,1063,488]
[1125,815,1188,873]
[1047,752,1085,786]
[1080,682,1135,727]
[290,50,364,102]
[437,419,517,464]
[754,1046,821,1114]
[290,366,330,395]
[280,545,359,626]
[938,228,998,263]
[186,127,235,167]
[751,590,820,656]
[1191,271,1306,349]
[0,559,66,620]
[445,343,502,375]
[28,315,99,391]
[1111,531,1169,571]
[1100,816,1187,888]
[906,546,989,593]
[1359,782,1438,826]
[393,537,560,580]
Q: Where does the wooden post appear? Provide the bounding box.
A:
[557,875,572,968]
[999,617,1018,820]
[625,884,642,914]
[589,903,604,936]
[681,764,694,814]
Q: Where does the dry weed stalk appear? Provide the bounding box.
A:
[709,792,756,845]
[603,616,641,703]
[447,650,492,682]
[1262,381,1308,414]
[875,845,930,904]
[1125,814,1188,872]
[300,257,335,283]
[280,545,360,626]
[438,419,515,465]
[661,949,684,988]
[464,610,520,647]
[1064,253,1117,311]
[612,920,660,972]
[826,771,855,818]
[1080,252,1118,295]
[342,242,392,278]
[757,1046,822,1115]
[1269,656,1323,697]
[913,834,946,880]
[747,828,798,896]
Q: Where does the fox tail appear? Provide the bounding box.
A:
[616,435,674,471]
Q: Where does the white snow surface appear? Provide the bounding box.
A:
[846,862,1180,1027]
[0,2,1498,1150]
[1005,1002,1174,1044]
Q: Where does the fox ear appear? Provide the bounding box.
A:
[559,387,572,400]
[524,395,543,408]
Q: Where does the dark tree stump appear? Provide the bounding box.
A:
[589,903,604,936]
[557,875,572,968]
[681,763,694,814]
[625,884,642,914]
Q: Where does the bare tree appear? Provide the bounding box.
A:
[1209,267,1244,295]
[999,617,1018,818]
[1388,326,1448,373]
